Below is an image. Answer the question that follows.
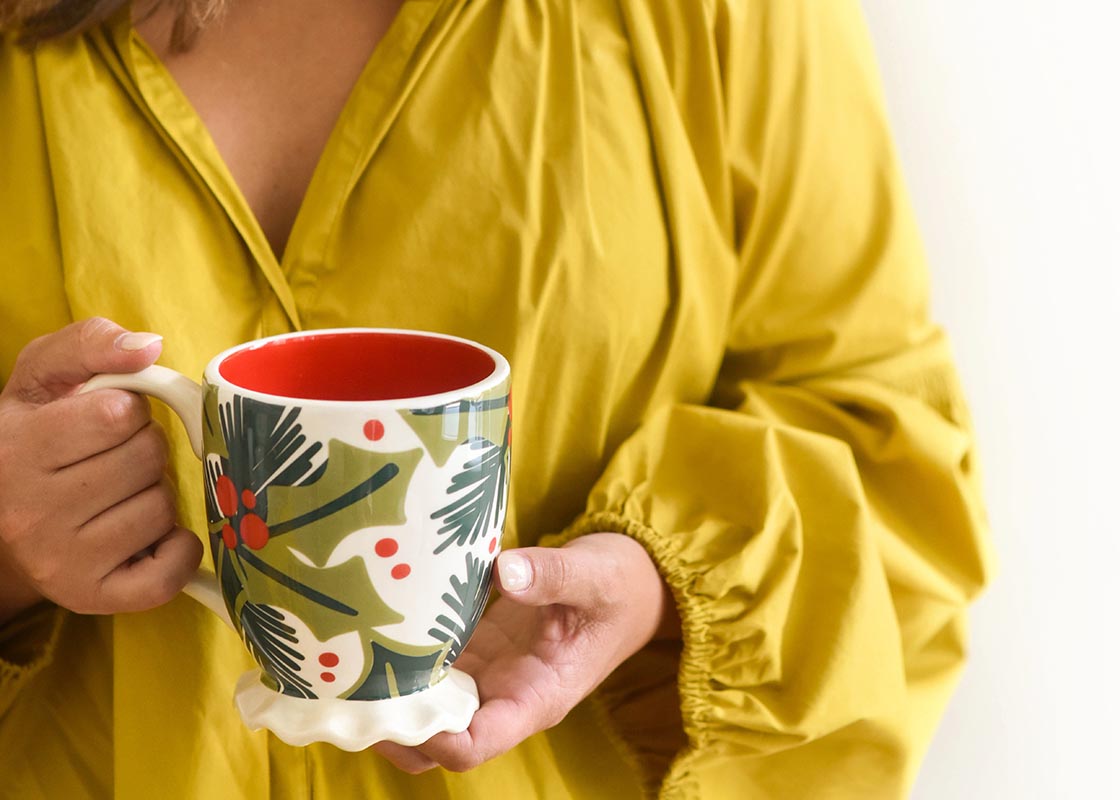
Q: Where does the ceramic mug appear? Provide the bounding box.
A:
[81,329,511,750]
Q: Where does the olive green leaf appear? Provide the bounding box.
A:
[400,394,509,467]
[234,549,404,642]
[347,630,453,699]
[264,439,423,567]
[201,385,229,459]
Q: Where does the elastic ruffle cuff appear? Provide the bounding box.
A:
[0,604,67,717]
[540,509,713,800]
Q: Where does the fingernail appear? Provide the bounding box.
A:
[498,553,531,592]
[115,332,163,351]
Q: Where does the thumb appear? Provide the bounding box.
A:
[6,317,163,405]
[495,542,612,609]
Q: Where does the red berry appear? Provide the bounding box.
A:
[363,419,385,441]
[215,475,238,517]
[319,652,339,667]
[391,564,411,580]
[221,524,237,550]
[488,538,497,554]
[240,514,270,550]
[320,672,335,683]
[374,538,398,558]
[241,489,257,510]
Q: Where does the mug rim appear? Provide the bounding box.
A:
[203,328,510,409]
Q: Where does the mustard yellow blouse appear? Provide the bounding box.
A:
[0,1,993,798]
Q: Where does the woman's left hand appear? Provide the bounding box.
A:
[372,532,677,773]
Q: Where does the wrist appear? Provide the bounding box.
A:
[610,533,679,646]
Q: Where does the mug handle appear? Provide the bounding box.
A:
[80,365,234,630]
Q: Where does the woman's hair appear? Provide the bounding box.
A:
[0,0,226,48]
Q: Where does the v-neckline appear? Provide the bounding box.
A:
[110,1,448,329]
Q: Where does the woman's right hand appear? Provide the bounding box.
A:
[0,318,203,625]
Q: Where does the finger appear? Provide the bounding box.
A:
[410,696,553,773]
[55,423,168,518]
[78,480,180,574]
[369,742,439,775]
[94,525,203,614]
[494,543,615,609]
[25,387,152,469]
[5,317,162,405]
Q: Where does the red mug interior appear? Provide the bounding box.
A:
[218,331,497,402]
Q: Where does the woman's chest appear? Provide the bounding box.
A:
[132,0,406,259]
[49,2,684,370]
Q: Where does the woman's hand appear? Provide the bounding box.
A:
[0,318,203,624]
[372,532,678,773]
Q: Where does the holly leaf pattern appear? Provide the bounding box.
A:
[236,549,404,642]
[400,395,509,468]
[202,386,229,459]
[348,631,453,700]
[265,439,423,567]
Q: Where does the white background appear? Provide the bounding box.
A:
[860,2,1120,797]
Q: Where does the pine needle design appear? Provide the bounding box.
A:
[205,396,326,529]
[240,602,315,699]
[430,416,511,555]
[427,553,492,660]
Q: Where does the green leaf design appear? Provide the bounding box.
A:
[400,395,509,467]
[237,549,404,642]
[429,419,511,555]
[202,385,230,459]
[265,439,423,567]
[204,459,226,537]
[240,602,315,698]
[347,631,452,700]
[428,552,492,660]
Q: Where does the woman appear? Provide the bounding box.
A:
[0,0,993,797]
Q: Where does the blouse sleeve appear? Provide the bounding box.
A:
[0,605,67,717]
[544,2,993,797]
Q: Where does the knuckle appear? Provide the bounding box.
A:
[13,334,47,373]
[96,392,142,435]
[77,317,123,379]
[547,552,571,597]
[76,316,113,348]
[11,346,36,384]
[146,567,183,607]
[10,340,51,403]
[142,490,178,535]
[24,554,62,590]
